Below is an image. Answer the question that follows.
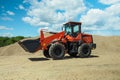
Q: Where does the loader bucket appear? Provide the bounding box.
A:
[18,38,40,53]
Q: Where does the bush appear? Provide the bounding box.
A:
[0,36,25,47]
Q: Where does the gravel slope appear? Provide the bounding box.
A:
[0,36,120,80]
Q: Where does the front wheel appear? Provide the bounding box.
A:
[49,43,65,60]
[43,50,51,58]
[78,43,91,58]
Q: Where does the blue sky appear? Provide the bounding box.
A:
[0,0,120,37]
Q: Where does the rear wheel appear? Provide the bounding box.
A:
[49,43,65,60]
[78,43,91,58]
[43,50,51,58]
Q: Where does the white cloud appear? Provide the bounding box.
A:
[80,3,120,35]
[7,11,15,16]
[0,33,13,37]
[0,26,13,30]
[1,17,13,21]
[105,3,120,16]
[22,17,50,26]
[22,0,120,35]
[38,27,49,33]
[22,0,86,31]
[19,5,25,10]
[99,0,120,5]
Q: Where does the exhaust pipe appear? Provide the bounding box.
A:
[18,38,40,53]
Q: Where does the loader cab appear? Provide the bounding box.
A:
[63,22,81,37]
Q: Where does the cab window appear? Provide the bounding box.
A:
[73,25,79,33]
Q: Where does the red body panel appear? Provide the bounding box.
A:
[65,33,92,43]
[82,34,93,43]
[40,30,65,49]
[65,33,82,42]
[39,30,93,50]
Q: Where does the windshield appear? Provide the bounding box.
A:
[63,24,80,36]
[73,25,79,33]
[64,25,79,33]
[65,26,72,34]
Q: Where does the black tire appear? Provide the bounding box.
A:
[78,43,91,58]
[68,52,77,57]
[43,50,51,58]
[49,43,65,60]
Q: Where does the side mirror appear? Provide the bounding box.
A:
[62,26,65,31]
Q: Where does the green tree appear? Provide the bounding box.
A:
[0,36,25,47]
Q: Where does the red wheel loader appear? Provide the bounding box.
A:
[18,22,96,59]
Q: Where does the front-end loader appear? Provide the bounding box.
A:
[19,22,96,59]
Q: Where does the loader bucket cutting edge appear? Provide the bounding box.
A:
[18,38,40,53]
[18,41,29,52]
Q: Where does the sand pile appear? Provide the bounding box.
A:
[93,36,120,52]
[0,43,29,56]
[0,35,120,56]
[0,35,120,80]
[0,33,52,56]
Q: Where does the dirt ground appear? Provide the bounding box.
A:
[0,36,120,80]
